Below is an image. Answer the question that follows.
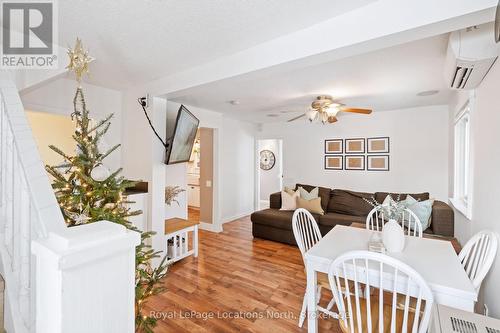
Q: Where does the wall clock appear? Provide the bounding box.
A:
[260,150,276,170]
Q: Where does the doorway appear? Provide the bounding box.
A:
[256,139,283,209]
[187,128,214,224]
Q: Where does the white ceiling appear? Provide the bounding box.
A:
[59,0,375,89]
[169,33,453,123]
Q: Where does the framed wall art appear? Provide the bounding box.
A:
[325,139,343,154]
[345,155,365,170]
[367,137,390,153]
[367,155,389,171]
[325,155,343,170]
[345,138,365,154]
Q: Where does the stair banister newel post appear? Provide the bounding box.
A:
[0,72,140,333]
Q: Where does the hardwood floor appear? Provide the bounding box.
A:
[188,207,200,222]
[145,216,341,332]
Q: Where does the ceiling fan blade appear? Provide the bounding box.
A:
[341,108,372,114]
[328,116,338,123]
[287,114,305,122]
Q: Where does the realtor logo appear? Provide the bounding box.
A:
[1,0,58,69]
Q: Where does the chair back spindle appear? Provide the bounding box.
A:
[458,230,498,291]
[328,251,434,333]
[366,206,423,238]
[292,208,322,264]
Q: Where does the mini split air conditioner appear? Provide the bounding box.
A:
[431,304,500,333]
[445,23,499,90]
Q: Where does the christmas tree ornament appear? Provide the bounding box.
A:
[91,163,110,182]
[104,202,115,209]
[66,206,91,225]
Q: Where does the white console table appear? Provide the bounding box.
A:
[164,218,199,264]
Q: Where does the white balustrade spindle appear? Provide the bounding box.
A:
[0,92,38,331]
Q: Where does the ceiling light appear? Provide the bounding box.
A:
[266,114,279,118]
[306,109,318,121]
[228,100,240,105]
[287,95,372,124]
[417,90,439,96]
[326,106,340,117]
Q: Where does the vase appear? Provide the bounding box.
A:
[382,219,405,253]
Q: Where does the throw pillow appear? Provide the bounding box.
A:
[298,186,319,200]
[381,194,395,207]
[280,190,299,211]
[382,194,412,208]
[283,187,295,195]
[297,197,324,215]
[404,195,434,231]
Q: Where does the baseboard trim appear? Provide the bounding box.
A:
[199,222,223,233]
[221,211,253,224]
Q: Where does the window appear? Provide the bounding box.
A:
[452,101,472,219]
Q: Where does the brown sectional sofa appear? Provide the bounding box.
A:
[251,184,454,246]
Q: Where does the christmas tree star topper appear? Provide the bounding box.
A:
[66,38,93,84]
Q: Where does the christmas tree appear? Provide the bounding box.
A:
[45,39,168,333]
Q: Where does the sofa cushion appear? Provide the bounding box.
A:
[251,209,320,231]
[328,189,374,216]
[429,200,454,236]
[269,192,282,209]
[296,184,331,212]
[297,197,324,215]
[280,190,299,211]
[298,186,319,200]
[319,213,366,228]
[375,192,429,205]
[404,196,434,231]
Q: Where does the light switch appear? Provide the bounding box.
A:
[206,180,212,187]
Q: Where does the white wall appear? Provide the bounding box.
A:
[257,105,449,201]
[120,87,167,266]
[258,139,282,201]
[221,117,256,221]
[162,102,256,227]
[448,61,500,318]
[21,78,123,170]
[165,162,188,220]
[26,111,76,167]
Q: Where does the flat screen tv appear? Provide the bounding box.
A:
[165,105,199,164]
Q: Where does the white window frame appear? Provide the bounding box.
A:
[451,99,473,219]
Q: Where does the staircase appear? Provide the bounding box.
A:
[0,72,140,333]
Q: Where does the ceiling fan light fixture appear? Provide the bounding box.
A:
[326,106,340,117]
[306,109,318,121]
[417,90,439,97]
[320,112,329,124]
[287,95,372,124]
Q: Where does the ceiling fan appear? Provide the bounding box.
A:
[496,0,500,43]
[287,95,372,124]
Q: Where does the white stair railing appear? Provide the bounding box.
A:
[0,73,139,333]
[0,75,61,333]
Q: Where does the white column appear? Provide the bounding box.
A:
[32,221,140,333]
[149,97,167,266]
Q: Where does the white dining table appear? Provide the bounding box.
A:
[304,225,477,333]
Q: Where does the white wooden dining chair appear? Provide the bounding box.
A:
[366,206,423,237]
[327,250,434,333]
[292,208,335,327]
[459,230,498,291]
